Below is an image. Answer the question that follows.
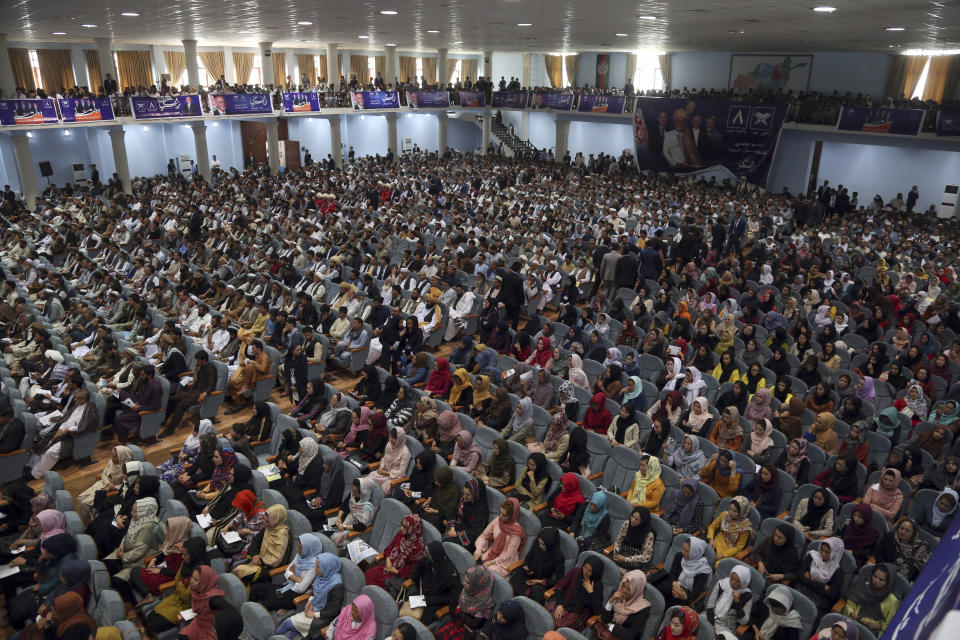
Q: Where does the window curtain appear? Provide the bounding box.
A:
[35,49,75,91]
[923,55,954,101]
[544,55,563,88]
[7,48,35,91]
[375,56,386,79]
[350,55,368,82]
[422,57,436,86]
[115,50,152,88]
[296,54,316,84]
[625,54,638,88]
[942,56,960,105]
[85,49,103,91]
[889,55,929,99]
[271,52,286,86]
[659,53,671,90]
[233,52,253,84]
[317,55,327,82]
[447,59,458,84]
[198,51,224,83]
[565,54,580,88]
[165,51,186,84]
[399,56,417,83]
[462,59,478,83]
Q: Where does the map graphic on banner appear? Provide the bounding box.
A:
[634,97,786,186]
[0,99,59,126]
[458,91,485,107]
[406,91,451,108]
[531,93,574,110]
[578,95,626,114]
[936,110,960,136]
[350,91,400,110]
[208,93,272,115]
[282,92,320,112]
[491,92,528,108]
[58,98,114,122]
[130,95,203,119]
[836,107,924,136]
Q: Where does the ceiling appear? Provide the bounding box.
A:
[2,0,957,53]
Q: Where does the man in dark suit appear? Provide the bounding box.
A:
[113,364,163,442]
[159,350,217,437]
[498,262,526,330]
[183,95,201,116]
[90,164,100,186]
[645,110,669,169]
[0,406,25,454]
[103,74,118,94]
[614,245,638,293]
[726,211,746,253]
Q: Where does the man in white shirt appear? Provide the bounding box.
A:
[443,283,476,341]
[29,388,95,479]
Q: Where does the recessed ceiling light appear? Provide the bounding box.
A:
[615,33,628,37]
[120,12,139,17]
[297,21,313,25]
[812,6,836,12]
[886,27,905,31]
[237,30,252,33]
[386,43,396,46]
[358,35,369,39]
[302,39,315,43]
[517,23,532,26]
[81,24,97,28]
[427,30,439,33]
[453,41,463,44]
[380,10,398,15]
[53,31,66,35]
[638,16,657,21]
[64,130,70,136]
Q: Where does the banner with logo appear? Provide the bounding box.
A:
[578,95,627,114]
[458,91,486,107]
[936,110,960,136]
[57,97,115,122]
[350,91,400,110]
[208,93,272,115]
[835,107,924,136]
[0,99,59,126]
[596,54,609,89]
[282,92,320,112]
[531,92,574,110]
[406,90,450,108]
[634,97,787,185]
[130,95,203,119]
[491,92,528,108]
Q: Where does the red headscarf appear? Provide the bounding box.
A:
[386,514,425,570]
[489,497,526,559]
[425,357,452,395]
[656,605,700,640]
[584,392,612,434]
[231,489,265,519]
[552,473,586,516]
[182,565,225,640]
[530,336,552,367]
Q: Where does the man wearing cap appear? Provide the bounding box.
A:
[28,386,95,477]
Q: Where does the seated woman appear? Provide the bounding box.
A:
[190,447,237,511]
[275,553,345,639]
[201,461,257,539]
[210,490,269,566]
[511,452,550,509]
[477,388,512,431]
[314,393,354,441]
[474,497,526,577]
[873,517,931,582]
[627,454,665,512]
[392,450,436,506]
[560,426,591,476]
[842,563,900,637]
[419,466,462,531]
[793,487,835,541]
[424,357,453,398]
[893,383,928,428]
[700,449,742,499]
[664,435,707,480]
[647,390,683,431]
[352,364,381,405]
[600,572,658,640]
[323,593,377,640]
[167,433,217,512]
[778,438,812,487]
[231,505,290,585]
[484,599,527,640]
[744,388,774,424]
[435,566,496,640]
[709,407,744,451]
[334,406,371,453]
[652,536,713,610]
[705,565,754,637]
[470,374,495,417]
[277,437,325,509]
[654,606,701,640]
[805,382,836,415]
[839,421,870,466]
[742,584,805,640]
[812,452,860,505]
[250,533,322,611]
[539,472,587,529]
[862,467,904,525]
[573,491,611,553]
[444,477,489,552]
[432,410,464,457]
[584,392,614,435]
[103,497,164,599]
[144,536,206,634]
[680,397,713,437]
[329,478,377,549]
[302,450,347,527]
[752,523,801,585]
[611,506,657,573]
[806,412,839,457]
[128,516,191,608]
[510,527,565,604]
[916,487,959,538]
[242,402,275,442]
[476,437,516,490]
[448,367,474,412]
[545,556,605,632]
[838,503,880,568]
[407,541,461,625]
[364,514,425,588]
[76,444,133,524]
[451,431,483,473]
[501,397,535,443]
[716,381,749,416]
[351,410,391,464]
[608,401,641,448]
[227,421,258,469]
[742,419,777,466]
[366,427,410,493]
[745,463,783,520]
[384,384,415,430]
[3,532,76,630]
[706,495,754,563]
[291,379,330,427]
[794,538,845,615]
[661,479,706,535]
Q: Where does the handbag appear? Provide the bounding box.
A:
[397,580,424,620]
[217,531,246,556]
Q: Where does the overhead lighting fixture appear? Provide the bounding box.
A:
[638,16,657,21]
[380,10,398,15]
[302,39,316,43]
[26,132,32,138]
[453,40,463,44]
[53,31,66,35]
[615,33,628,37]
[142,126,148,131]
[64,130,70,136]
[517,23,532,26]
[358,35,369,39]
[237,30,252,33]
[120,11,139,17]
[812,6,836,12]
[427,29,439,33]
[297,21,313,25]
[886,27,905,31]
[81,24,97,28]
[386,43,396,46]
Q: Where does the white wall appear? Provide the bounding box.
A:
[527,112,555,150]
[568,120,634,157]
[122,124,168,179]
[398,113,439,152]
[286,117,336,164]
[205,120,242,171]
[343,113,388,158]
[0,134,16,191]
[492,53,523,85]
[25,128,92,189]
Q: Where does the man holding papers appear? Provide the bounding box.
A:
[27,388,95,478]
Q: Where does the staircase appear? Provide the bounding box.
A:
[490,119,537,156]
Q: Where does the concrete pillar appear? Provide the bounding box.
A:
[0,34,15,97]
[265,118,280,173]
[182,39,200,90]
[481,113,492,155]
[437,48,449,88]
[107,126,132,195]
[223,46,237,84]
[150,44,166,80]
[437,113,448,157]
[521,52,531,89]
[69,43,89,89]
[483,50,493,80]
[95,38,117,91]
[259,42,274,87]
[191,122,210,181]
[555,119,570,162]
[11,132,38,207]
[328,115,343,168]
[326,43,339,89]
[385,113,398,160]
[385,45,397,89]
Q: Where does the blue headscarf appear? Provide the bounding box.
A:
[579,491,609,538]
[294,533,324,573]
[311,552,343,609]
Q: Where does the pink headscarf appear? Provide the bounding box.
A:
[36,509,67,541]
[333,593,377,640]
[342,406,371,445]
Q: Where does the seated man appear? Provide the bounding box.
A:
[160,349,218,437]
[112,364,163,442]
[28,387,95,477]
[225,339,270,414]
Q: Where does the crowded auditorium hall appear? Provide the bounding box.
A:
[2,2,960,640]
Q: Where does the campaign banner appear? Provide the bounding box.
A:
[350,91,400,110]
[57,97,115,122]
[491,92,528,108]
[531,92,574,110]
[458,91,486,107]
[208,93,272,115]
[633,97,787,186]
[936,110,960,136]
[406,90,450,108]
[130,95,203,119]
[578,95,627,114]
[282,92,321,113]
[836,107,924,136]
[0,99,59,126]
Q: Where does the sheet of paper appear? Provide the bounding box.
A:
[122,397,137,409]
[221,531,242,544]
[408,595,427,609]
[196,513,213,529]
[180,609,196,621]
[0,565,20,580]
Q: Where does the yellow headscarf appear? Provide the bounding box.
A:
[472,375,493,407]
[259,505,290,567]
[629,456,662,504]
[447,368,473,406]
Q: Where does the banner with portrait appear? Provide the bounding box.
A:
[835,107,924,136]
[0,99,59,126]
[282,92,320,112]
[130,95,203,119]
[208,93,272,115]
[531,92,574,110]
[406,91,451,108]
[577,95,627,114]
[57,97,115,122]
[458,91,486,107]
[491,92,528,108]
[633,96,787,186]
[350,91,400,110]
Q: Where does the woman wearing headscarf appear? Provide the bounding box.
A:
[665,434,708,480]
[323,592,377,640]
[528,368,557,411]
[874,516,930,581]
[280,436,326,509]
[706,564,754,635]
[789,486,835,541]
[299,450,346,527]
[545,555,606,632]
[441,431,479,476]
[747,463,783,519]
[292,379,331,427]
[3,532,78,629]
[743,584,805,640]
[707,495,754,563]
[581,391,613,435]
[777,397,805,442]
[647,389,683,430]
[402,540,461,624]
[364,513,425,588]
[594,570,652,638]
[539,472,587,530]
[366,427,410,493]
[128,516,192,607]
[812,618,860,640]
[915,487,958,538]
[679,396,713,437]
[863,467,904,525]
[893,383,928,427]
[710,406,744,451]
[567,352,590,388]
[607,400,640,449]
[514,451,551,509]
[231,504,290,584]
[795,538,846,614]
[24,592,96,640]
[76,444,133,525]
[435,565,496,639]
[330,478,377,549]
[441,477,488,552]
[418,466,462,531]
[656,606,701,640]
[477,437,516,490]
[510,527,565,603]
[743,419,776,465]
[315,393,354,440]
[804,381,835,415]
[811,451,860,504]
[251,532,322,610]
[104,497,164,588]
[182,564,242,640]
[807,412,839,456]
[744,387,773,423]
[212,489,269,564]
[275,552,344,638]
[607,506,655,573]
[429,409,461,457]
[839,421,870,466]
[914,424,953,464]
[498,396,534,443]
[573,490,611,553]
[447,367,474,412]
[841,563,900,636]
[773,438,810,488]
[475,497,526,577]
[752,523,801,585]
[560,426,591,476]
[662,478,706,535]
[192,447,237,506]
[145,536,206,634]
[700,449,742,499]
[835,503,879,569]
[201,462,256,536]
[425,356,453,397]
[353,364,381,406]
[627,454,665,512]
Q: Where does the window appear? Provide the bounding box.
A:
[911,57,931,99]
[314,55,321,82]
[27,49,43,89]
[452,59,462,84]
[368,56,376,83]
[415,57,423,81]
[178,65,214,88]
[632,51,663,91]
[251,54,262,85]
[560,56,569,88]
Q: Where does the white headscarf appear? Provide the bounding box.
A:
[678,536,713,591]
[759,264,773,285]
[184,418,216,451]
[807,537,844,583]
[760,585,804,639]
[714,565,752,618]
[682,366,706,406]
[298,437,319,475]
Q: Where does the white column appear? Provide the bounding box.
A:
[385,113,398,159]
[483,50,493,80]
[223,46,237,84]
[182,39,200,90]
[326,43,339,89]
[481,113,492,155]
[259,42,274,86]
[0,34,15,97]
[150,44,167,80]
[437,48,449,88]
[191,122,210,181]
[11,132,38,207]
[385,45,397,89]
[521,53,531,89]
[328,115,343,168]
[265,118,280,173]
[437,113,448,157]
[69,43,89,89]
[95,37,117,90]
[555,119,570,161]
[108,126,132,195]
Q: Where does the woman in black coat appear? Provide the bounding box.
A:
[409,541,462,624]
[509,527,565,604]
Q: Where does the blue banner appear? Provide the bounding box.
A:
[531,92,574,110]
[578,95,627,114]
[936,110,960,136]
[458,91,485,107]
[634,97,786,186]
[0,99,59,126]
[130,95,203,119]
[491,92,528,108]
[282,92,320,113]
[406,90,450,108]
[208,93,272,115]
[57,97,114,122]
[350,91,400,110]
[836,107,924,136]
